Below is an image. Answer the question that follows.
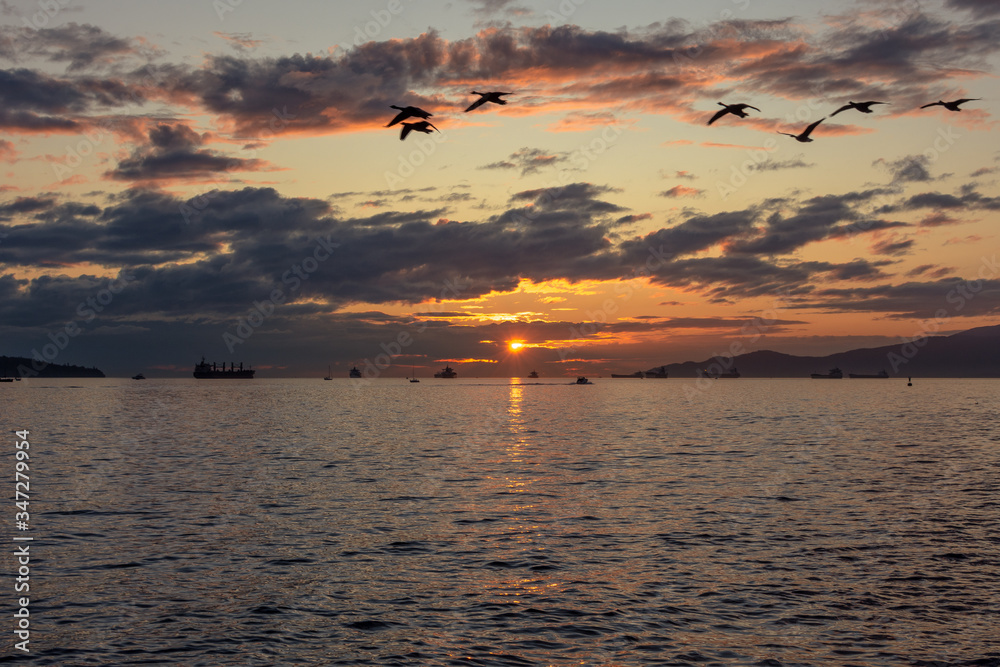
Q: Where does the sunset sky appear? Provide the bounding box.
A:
[1,0,998,377]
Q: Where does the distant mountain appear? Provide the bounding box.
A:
[657,324,1000,378]
[1,355,106,378]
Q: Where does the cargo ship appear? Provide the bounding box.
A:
[193,357,255,379]
[848,370,889,378]
[434,365,457,378]
[810,367,843,379]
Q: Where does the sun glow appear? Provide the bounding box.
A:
[508,341,525,351]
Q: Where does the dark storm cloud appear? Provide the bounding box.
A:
[3,13,996,141]
[749,158,815,172]
[0,183,624,324]
[640,255,881,302]
[728,192,909,256]
[795,277,1000,319]
[0,66,137,132]
[479,147,570,175]
[946,0,1000,18]
[898,187,1000,212]
[639,316,807,330]
[825,259,894,282]
[0,23,139,71]
[875,154,935,184]
[0,187,334,269]
[495,183,626,233]
[0,195,58,217]
[621,210,756,263]
[107,123,267,181]
[871,237,916,256]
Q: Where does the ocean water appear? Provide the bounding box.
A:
[2,377,998,666]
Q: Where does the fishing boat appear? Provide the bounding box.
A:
[810,367,843,379]
[349,366,362,378]
[528,370,539,379]
[848,370,889,378]
[193,357,255,379]
[131,373,146,380]
[575,376,592,384]
[434,365,457,378]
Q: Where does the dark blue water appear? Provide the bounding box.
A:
[3,378,998,665]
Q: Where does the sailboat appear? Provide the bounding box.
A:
[324,365,333,381]
[409,365,420,383]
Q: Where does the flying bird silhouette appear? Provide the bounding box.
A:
[399,120,438,140]
[829,100,888,117]
[920,98,981,111]
[707,102,761,125]
[386,105,432,127]
[777,118,826,142]
[465,91,514,112]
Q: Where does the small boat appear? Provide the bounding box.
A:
[575,376,592,384]
[324,365,333,380]
[811,367,843,379]
[645,366,669,378]
[349,366,362,378]
[528,370,539,379]
[409,365,419,383]
[131,373,146,380]
[610,371,644,378]
[848,370,889,378]
[434,365,457,378]
[0,377,13,383]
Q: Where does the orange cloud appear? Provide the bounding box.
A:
[660,185,704,198]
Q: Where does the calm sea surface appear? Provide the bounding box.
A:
[1,377,998,666]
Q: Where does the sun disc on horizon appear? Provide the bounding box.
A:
[509,341,525,351]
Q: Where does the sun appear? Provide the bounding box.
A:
[508,341,525,352]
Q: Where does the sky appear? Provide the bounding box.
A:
[1,0,998,378]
